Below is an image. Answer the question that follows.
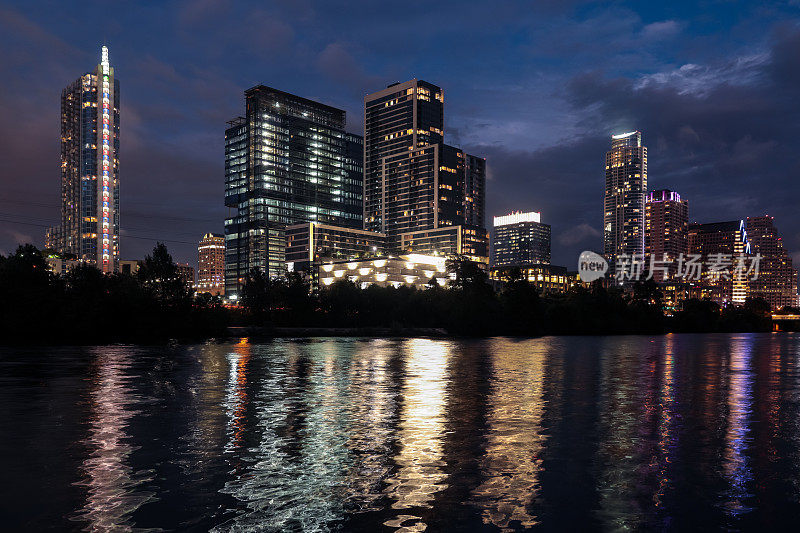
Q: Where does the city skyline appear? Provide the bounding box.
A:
[1,3,800,269]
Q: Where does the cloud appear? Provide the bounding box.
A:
[559,223,602,247]
[641,20,683,41]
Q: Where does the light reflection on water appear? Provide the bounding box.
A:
[471,340,547,530]
[70,348,155,531]
[383,339,450,532]
[3,334,800,531]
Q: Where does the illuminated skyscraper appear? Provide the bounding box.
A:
[688,221,750,305]
[745,215,799,310]
[604,131,647,278]
[363,79,488,263]
[491,211,551,268]
[224,86,363,295]
[645,189,688,281]
[46,46,120,272]
[197,233,225,296]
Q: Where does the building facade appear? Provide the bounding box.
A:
[745,215,799,310]
[320,254,451,290]
[490,263,569,295]
[362,79,488,260]
[604,131,647,278]
[46,46,120,273]
[224,86,364,295]
[197,233,225,295]
[688,221,750,305]
[491,211,551,268]
[645,189,688,281]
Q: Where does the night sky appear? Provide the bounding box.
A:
[1,1,799,269]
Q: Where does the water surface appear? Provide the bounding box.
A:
[2,334,800,531]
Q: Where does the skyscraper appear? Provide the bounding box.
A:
[491,211,551,268]
[46,46,120,272]
[688,221,750,305]
[224,86,364,295]
[362,79,488,261]
[604,131,647,278]
[645,189,688,281]
[745,215,799,310]
[197,233,225,296]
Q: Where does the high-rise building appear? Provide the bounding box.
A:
[745,216,799,310]
[362,79,488,263]
[604,131,647,278]
[197,233,225,296]
[688,221,750,305]
[224,86,364,296]
[645,190,688,281]
[491,211,551,268]
[46,46,120,273]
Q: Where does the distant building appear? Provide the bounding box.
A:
[688,220,750,305]
[490,263,570,295]
[175,263,195,292]
[491,211,551,268]
[645,190,688,281]
[285,223,387,289]
[45,257,80,276]
[363,79,488,263]
[119,260,140,276]
[319,254,451,290]
[224,86,364,296]
[46,46,120,272]
[604,131,647,278]
[399,225,489,265]
[197,233,225,295]
[745,215,799,310]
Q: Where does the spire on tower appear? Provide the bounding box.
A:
[101,46,109,74]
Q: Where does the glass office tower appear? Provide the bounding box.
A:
[46,46,120,272]
[603,131,647,279]
[224,86,363,296]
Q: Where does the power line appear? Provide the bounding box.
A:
[0,217,199,245]
[0,198,224,224]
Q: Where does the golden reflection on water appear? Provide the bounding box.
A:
[471,339,547,530]
[224,339,251,452]
[383,339,450,531]
[72,348,154,531]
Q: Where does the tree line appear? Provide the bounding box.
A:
[0,243,780,345]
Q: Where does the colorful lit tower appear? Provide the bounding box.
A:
[47,46,120,272]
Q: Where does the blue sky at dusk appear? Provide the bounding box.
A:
[1,1,799,267]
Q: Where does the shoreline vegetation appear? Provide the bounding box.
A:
[2,243,795,345]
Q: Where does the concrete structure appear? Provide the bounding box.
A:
[319,254,452,290]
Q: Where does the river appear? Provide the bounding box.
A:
[2,334,799,531]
